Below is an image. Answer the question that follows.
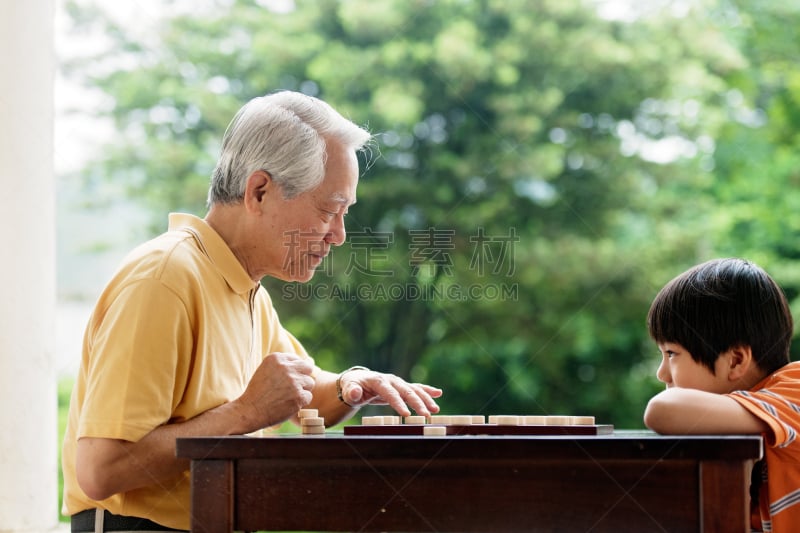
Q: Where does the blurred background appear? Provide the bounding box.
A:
[55,0,800,434]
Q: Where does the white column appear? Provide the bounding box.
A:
[0,0,59,531]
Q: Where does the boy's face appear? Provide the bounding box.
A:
[655,342,735,394]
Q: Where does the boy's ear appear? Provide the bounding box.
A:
[726,345,754,381]
[243,170,272,212]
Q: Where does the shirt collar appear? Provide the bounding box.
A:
[168,212,258,295]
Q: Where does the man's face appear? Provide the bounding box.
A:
[260,139,359,283]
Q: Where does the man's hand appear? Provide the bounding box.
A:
[234,352,316,430]
[338,368,442,417]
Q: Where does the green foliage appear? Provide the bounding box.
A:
[58,377,74,523]
[62,0,800,428]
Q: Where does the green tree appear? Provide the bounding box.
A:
[705,1,800,352]
[63,0,767,427]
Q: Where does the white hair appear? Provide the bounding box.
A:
[208,91,372,204]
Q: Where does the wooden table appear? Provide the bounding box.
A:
[176,431,762,532]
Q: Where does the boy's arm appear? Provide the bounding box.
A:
[644,388,770,434]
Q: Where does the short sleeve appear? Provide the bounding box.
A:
[79,279,193,442]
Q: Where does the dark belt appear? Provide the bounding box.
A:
[71,509,186,532]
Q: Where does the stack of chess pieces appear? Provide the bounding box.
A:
[298,408,326,435]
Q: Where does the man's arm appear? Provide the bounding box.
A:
[77,401,251,501]
[77,351,315,501]
[644,388,769,434]
[77,358,442,500]
[307,367,442,427]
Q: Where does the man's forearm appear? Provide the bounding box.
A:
[306,369,358,426]
[76,399,255,500]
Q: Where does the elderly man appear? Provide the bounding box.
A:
[62,91,442,532]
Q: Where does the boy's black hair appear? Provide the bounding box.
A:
[647,258,793,375]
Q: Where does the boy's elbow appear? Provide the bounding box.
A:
[643,402,659,432]
[643,396,674,434]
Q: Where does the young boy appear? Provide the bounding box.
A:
[644,258,800,533]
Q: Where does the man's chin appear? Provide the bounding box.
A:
[276,257,320,283]
[296,271,317,283]
[285,266,317,283]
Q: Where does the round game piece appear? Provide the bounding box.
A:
[494,415,520,426]
[405,415,427,425]
[451,415,473,425]
[298,408,318,419]
[362,416,385,426]
[544,415,572,425]
[522,415,548,425]
[570,416,595,425]
[383,415,401,425]
[471,415,486,424]
[423,426,446,436]
[302,425,325,435]
[429,415,452,424]
[300,416,324,426]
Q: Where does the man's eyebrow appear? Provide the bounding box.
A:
[330,192,356,206]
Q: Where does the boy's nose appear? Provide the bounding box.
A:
[656,358,671,385]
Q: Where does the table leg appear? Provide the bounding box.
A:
[190,459,234,533]
[699,459,754,532]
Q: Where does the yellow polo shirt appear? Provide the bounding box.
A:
[62,213,311,530]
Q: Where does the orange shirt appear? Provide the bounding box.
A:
[729,361,800,533]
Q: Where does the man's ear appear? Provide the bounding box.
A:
[243,170,272,212]
[726,345,754,382]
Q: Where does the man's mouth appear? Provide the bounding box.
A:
[308,250,329,263]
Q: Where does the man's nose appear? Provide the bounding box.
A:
[326,214,346,246]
